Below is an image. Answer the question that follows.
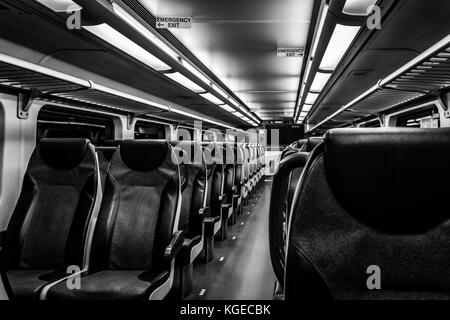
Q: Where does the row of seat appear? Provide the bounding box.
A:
[270,128,450,300]
[0,138,266,300]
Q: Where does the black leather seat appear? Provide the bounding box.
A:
[46,140,184,300]
[299,137,323,152]
[0,139,100,300]
[221,143,237,227]
[170,141,208,297]
[286,128,450,300]
[269,148,309,299]
[234,144,245,216]
[281,139,307,160]
[201,144,226,261]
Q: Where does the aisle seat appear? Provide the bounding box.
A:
[286,128,450,300]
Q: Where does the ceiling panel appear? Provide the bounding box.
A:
[139,0,314,119]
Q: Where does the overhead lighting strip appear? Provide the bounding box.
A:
[35,0,260,126]
[296,7,361,123]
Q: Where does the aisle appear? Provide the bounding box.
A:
[187,180,276,300]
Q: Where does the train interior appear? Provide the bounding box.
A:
[0,0,449,302]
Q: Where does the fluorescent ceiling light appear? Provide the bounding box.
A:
[35,0,81,12]
[319,24,361,71]
[165,72,205,93]
[343,0,378,16]
[311,3,330,59]
[111,3,179,61]
[310,72,332,92]
[229,99,240,108]
[83,24,170,71]
[302,105,313,112]
[212,84,230,101]
[200,92,224,105]
[219,104,235,112]
[305,92,319,105]
[182,59,211,86]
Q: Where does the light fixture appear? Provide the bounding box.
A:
[165,72,205,93]
[111,2,180,61]
[302,104,313,112]
[319,24,361,71]
[305,92,319,105]
[212,84,230,101]
[200,92,224,105]
[294,2,329,120]
[182,59,211,86]
[310,3,330,60]
[35,0,81,12]
[229,99,240,108]
[310,72,332,92]
[219,104,236,112]
[83,24,171,71]
[342,0,378,16]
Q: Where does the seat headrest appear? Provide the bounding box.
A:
[296,139,308,148]
[304,137,323,152]
[170,141,204,165]
[119,140,169,171]
[203,144,224,164]
[39,138,90,170]
[324,128,450,234]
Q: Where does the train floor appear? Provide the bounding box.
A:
[187,179,276,300]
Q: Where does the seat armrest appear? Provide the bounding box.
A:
[146,270,170,296]
[221,202,232,219]
[204,217,219,236]
[182,235,202,251]
[164,230,185,263]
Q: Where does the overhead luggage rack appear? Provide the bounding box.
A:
[309,34,450,133]
[0,53,170,118]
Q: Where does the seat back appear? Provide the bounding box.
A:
[235,144,246,187]
[299,137,323,152]
[90,140,181,273]
[203,144,225,219]
[2,139,99,270]
[286,128,450,300]
[171,141,207,239]
[222,144,236,203]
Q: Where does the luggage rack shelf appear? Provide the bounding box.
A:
[0,53,169,117]
[309,34,450,133]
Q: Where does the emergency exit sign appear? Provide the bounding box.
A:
[156,16,192,29]
[277,48,304,57]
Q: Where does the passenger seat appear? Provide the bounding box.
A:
[170,141,208,298]
[45,140,184,300]
[286,128,450,300]
[0,139,100,300]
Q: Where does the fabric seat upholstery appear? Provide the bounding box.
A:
[286,128,450,300]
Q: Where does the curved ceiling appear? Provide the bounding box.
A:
[139,0,315,120]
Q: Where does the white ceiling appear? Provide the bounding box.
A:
[139,0,314,120]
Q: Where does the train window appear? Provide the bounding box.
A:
[134,121,166,139]
[37,106,114,145]
[396,106,440,128]
[177,126,194,141]
[202,131,215,142]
